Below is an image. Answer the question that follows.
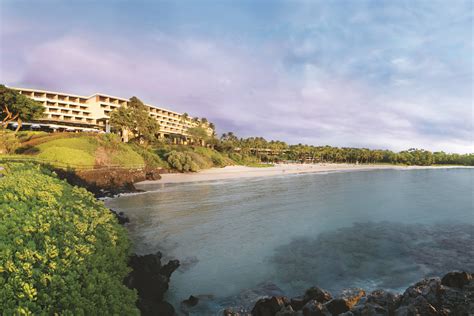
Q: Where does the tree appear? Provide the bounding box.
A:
[181,113,189,124]
[0,85,44,132]
[187,126,209,145]
[110,96,160,144]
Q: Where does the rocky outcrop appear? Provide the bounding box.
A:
[109,208,130,225]
[125,252,180,316]
[54,167,165,197]
[244,271,473,316]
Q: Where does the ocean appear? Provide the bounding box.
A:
[105,168,473,313]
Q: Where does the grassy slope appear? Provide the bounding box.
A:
[8,132,146,169]
[2,131,269,172]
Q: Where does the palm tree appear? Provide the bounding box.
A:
[181,113,189,124]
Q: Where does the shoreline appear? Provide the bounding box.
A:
[136,163,473,186]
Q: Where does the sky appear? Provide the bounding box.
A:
[0,0,472,153]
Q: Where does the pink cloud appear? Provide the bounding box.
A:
[1,30,472,153]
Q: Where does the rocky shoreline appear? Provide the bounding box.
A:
[207,271,472,316]
[54,166,164,198]
[125,252,180,316]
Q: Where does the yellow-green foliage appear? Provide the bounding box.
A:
[0,130,19,154]
[128,143,167,169]
[165,151,199,172]
[16,131,48,143]
[160,146,233,172]
[191,147,234,167]
[228,152,262,166]
[0,163,139,315]
[16,133,145,169]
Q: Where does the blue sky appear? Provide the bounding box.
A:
[0,0,472,152]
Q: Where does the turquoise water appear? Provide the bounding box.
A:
[105,168,473,312]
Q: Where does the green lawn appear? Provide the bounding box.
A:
[6,133,146,169]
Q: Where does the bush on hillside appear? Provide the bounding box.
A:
[228,152,261,165]
[0,163,138,315]
[192,147,233,167]
[0,130,19,154]
[16,131,48,143]
[128,143,167,169]
[165,151,199,172]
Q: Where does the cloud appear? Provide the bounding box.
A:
[0,1,472,153]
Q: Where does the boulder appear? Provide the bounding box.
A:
[276,305,298,316]
[365,289,401,312]
[339,288,365,309]
[395,296,438,316]
[439,280,474,315]
[137,299,175,316]
[324,298,351,315]
[182,295,199,307]
[224,309,241,316]
[109,208,130,225]
[400,277,441,307]
[304,287,333,304]
[252,296,290,316]
[302,300,331,316]
[441,271,472,289]
[350,302,387,316]
[125,252,180,315]
[290,297,307,311]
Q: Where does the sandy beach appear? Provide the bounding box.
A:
[136,163,471,185]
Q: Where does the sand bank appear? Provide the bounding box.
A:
[136,163,471,186]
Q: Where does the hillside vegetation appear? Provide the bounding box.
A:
[8,132,146,169]
[0,163,139,314]
[0,131,249,172]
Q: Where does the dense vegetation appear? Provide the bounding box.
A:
[217,133,474,166]
[0,130,267,174]
[0,163,138,315]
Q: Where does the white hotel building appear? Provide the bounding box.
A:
[11,87,212,139]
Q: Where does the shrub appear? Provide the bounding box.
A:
[0,130,19,154]
[128,143,167,169]
[165,151,199,172]
[0,163,139,315]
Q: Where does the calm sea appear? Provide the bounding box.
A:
[105,168,473,313]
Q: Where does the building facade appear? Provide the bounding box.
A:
[11,87,212,139]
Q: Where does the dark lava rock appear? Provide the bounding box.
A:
[304,287,333,304]
[224,309,242,316]
[290,297,307,311]
[109,208,130,225]
[351,302,387,316]
[290,287,332,312]
[365,289,401,312]
[302,300,331,316]
[182,295,199,307]
[441,271,472,289]
[400,277,441,307]
[252,296,290,316]
[324,298,351,315]
[439,279,474,315]
[145,168,162,181]
[137,300,175,316]
[339,288,365,309]
[125,252,180,316]
[246,272,473,316]
[275,305,297,316]
[395,296,438,316]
